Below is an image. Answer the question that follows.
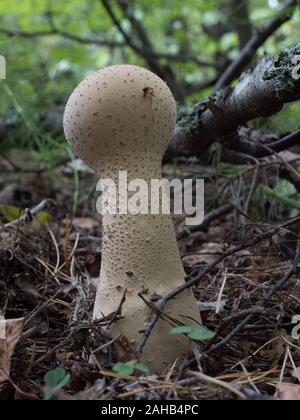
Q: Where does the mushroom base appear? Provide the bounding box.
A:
[93,213,202,373]
[111,289,200,372]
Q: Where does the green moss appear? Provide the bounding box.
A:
[177,100,208,135]
[177,89,228,135]
[263,44,300,99]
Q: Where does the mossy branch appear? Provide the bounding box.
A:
[166,44,300,160]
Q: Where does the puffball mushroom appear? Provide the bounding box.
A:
[63,65,202,372]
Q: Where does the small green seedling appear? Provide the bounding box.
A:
[169,325,215,341]
[0,205,24,222]
[0,204,52,227]
[43,367,71,400]
[263,180,300,212]
[113,360,150,376]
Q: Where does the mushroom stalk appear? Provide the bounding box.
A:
[64,65,202,372]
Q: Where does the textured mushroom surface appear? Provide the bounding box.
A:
[64,65,202,372]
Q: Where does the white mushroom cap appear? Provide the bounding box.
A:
[63,65,177,178]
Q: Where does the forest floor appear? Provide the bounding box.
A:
[0,150,300,400]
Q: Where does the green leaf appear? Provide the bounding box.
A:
[169,325,194,335]
[113,361,150,376]
[169,325,215,341]
[43,368,71,400]
[134,362,150,374]
[0,205,52,227]
[186,325,215,341]
[44,367,68,388]
[35,211,53,227]
[113,362,135,376]
[274,180,296,197]
[0,205,24,222]
[263,186,300,212]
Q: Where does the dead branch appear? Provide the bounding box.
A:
[136,217,300,356]
[224,128,300,158]
[166,44,300,160]
[101,0,186,100]
[0,26,125,48]
[4,199,55,227]
[176,203,235,240]
[214,0,298,91]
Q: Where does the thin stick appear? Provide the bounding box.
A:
[287,345,300,383]
[188,371,247,400]
[216,268,228,315]
[48,229,60,273]
[279,347,289,385]
[109,288,128,326]
[240,363,260,394]
[5,199,55,227]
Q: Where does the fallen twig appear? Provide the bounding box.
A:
[136,218,300,356]
[187,370,247,400]
[176,203,235,240]
[5,199,55,227]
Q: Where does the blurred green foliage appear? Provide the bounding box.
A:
[0,0,299,162]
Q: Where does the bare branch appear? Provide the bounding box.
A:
[225,128,300,158]
[230,0,253,49]
[0,26,125,48]
[0,25,212,68]
[116,0,154,51]
[101,0,139,54]
[176,203,235,240]
[101,0,186,100]
[214,0,298,91]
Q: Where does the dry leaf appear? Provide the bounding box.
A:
[277,383,300,400]
[0,318,24,383]
[182,243,224,267]
[71,218,98,230]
